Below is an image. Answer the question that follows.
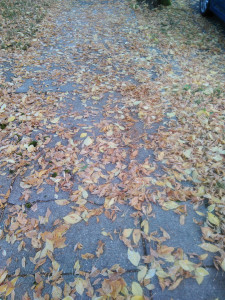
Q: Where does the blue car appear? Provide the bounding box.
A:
[200,0,225,22]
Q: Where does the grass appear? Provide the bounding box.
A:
[0,0,56,50]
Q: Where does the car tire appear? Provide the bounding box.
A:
[200,0,212,16]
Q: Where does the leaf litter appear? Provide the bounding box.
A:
[0,0,224,298]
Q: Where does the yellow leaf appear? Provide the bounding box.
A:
[207,204,215,212]
[5,287,14,297]
[0,284,7,293]
[55,199,70,206]
[163,201,180,210]
[128,249,140,267]
[72,166,79,174]
[199,243,220,253]
[5,277,18,296]
[101,231,108,236]
[137,266,147,282]
[145,284,155,290]
[157,152,164,160]
[80,133,87,138]
[63,213,82,224]
[52,286,62,299]
[195,275,204,285]
[145,268,156,279]
[74,260,80,272]
[75,278,84,295]
[63,297,74,300]
[199,253,208,260]
[82,190,88,199]
[196,186,205,196]
[168,277,183,290]
[195,267,209,277]
[27,145,35,152]
[131,296,144,300]
[156,269,168,278]
[123,228,133,238]
[196,211,205,216]
[45,239,54,252]
[52,260,60,271]
[183,149,192,159]
[221,259,225,271]
[141,220,149,235]
[133,229,141,245]
[207,212,220,227]
[8,116,15,122]
[0,270,8,284]
[197,109,210,116]
[131,282,143,296]
[179,260,195,272]
[11,277,18,286]
[83,136,93,146]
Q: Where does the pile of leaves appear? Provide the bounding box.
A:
[0,0,56,50]
[136,0,225,269]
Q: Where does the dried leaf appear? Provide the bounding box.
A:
[123,228,133,238]
[221,259,225,271]
[63,213,82,224]
[163,201,180,210]
[52,286,62,299]
[137,266,147,282]
[8,116,15,122]
[80,133,87,138]
[199,243,220,253]
[131,282,143,296]
[179,260,195,272]
[128,249,140,267]
[83,136,93,146]
[81,253,95,260]
[168,277,183,290]
[207,212,220,226]
[145,268,156,279]
[133,229,141,245]
[55,199,70,206]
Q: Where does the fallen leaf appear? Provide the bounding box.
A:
[128,249,140,267]
[96,240,105,258]
[83,136,93,146]
[63,213,82,224]
[123,228,133,238]
[163,201,180,210]
[8,116,15,122]
[131,282,143,296]
[207,212,220,227]
[199,243,220,253]
[138,266,147,282]
[55,199,70,206]
[133,229,141,245]
[81,253,95,260]
[52,286,62,299]
[80,133,87,138]
[168,277,183,290]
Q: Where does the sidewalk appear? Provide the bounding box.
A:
[0,0,224,299]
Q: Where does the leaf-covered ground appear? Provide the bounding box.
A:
[0,0,56,50]
[0,0,224,299]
